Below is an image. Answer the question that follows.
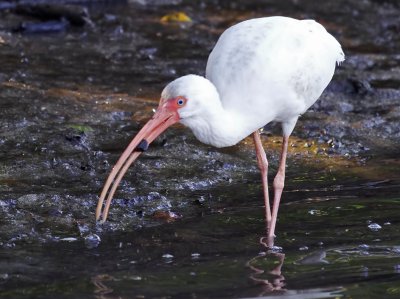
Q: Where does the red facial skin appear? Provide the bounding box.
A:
[163,96,187,112]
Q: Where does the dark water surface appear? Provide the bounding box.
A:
[0,0,400,298]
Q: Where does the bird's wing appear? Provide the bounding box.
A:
[206,17,344,124]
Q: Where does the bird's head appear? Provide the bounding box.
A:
[96,74,219,222]
[160,74,220,120]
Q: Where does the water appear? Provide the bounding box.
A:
[0,0,400,298]
[2,179,400,298]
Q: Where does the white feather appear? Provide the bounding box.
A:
[162,16,344,147]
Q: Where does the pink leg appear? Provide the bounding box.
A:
[253,131,271,228]
[267,135,289,246]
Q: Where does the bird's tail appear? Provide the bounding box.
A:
[336,49,345,66]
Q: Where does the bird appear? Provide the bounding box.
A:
[95,16,344,247]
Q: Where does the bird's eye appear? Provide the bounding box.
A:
[177,98,185,106]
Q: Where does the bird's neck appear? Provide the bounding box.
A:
[181,95,251,148]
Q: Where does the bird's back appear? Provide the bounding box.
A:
[206,16,344,132]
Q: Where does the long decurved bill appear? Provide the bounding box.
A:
[95,103,179,223]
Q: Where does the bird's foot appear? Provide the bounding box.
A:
[260,235,276,249]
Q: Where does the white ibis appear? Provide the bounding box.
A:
[95,16,344,246]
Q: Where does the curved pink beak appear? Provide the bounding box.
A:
[95,102,180,223]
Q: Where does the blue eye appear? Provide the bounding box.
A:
[177,98,185,105]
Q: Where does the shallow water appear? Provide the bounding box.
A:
[0,0,400,298]
[2,174,400,298]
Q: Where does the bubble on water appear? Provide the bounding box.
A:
[0,273,9,280]
[162,253,174,263]
[130,275,142,281]
[299,246,309,251]
[368,223,382,231]
[60,237,78,242]
[84,233,101,249]
[191,253,200,259]
[361,266,369,277]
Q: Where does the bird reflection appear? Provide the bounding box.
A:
[92,274,115,298]
[246,236,286,295]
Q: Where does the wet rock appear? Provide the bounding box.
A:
[138,47,158,60]
[15,4,92,27]
[269,246,283,253]
[325,78,355,94]
[16,194,40,208]
[337,101,354,113]
[348,78,374,95]
[152,210,181,222]
[84,233,101,249]
[16,20,70,33]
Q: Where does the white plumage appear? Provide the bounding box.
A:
[170,16,344,147]
[97,16,344,246]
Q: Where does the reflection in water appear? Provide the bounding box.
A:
[246,236,286,295]
[296,250,329,265]
[245,236,347,299]
[92,274,115,297]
